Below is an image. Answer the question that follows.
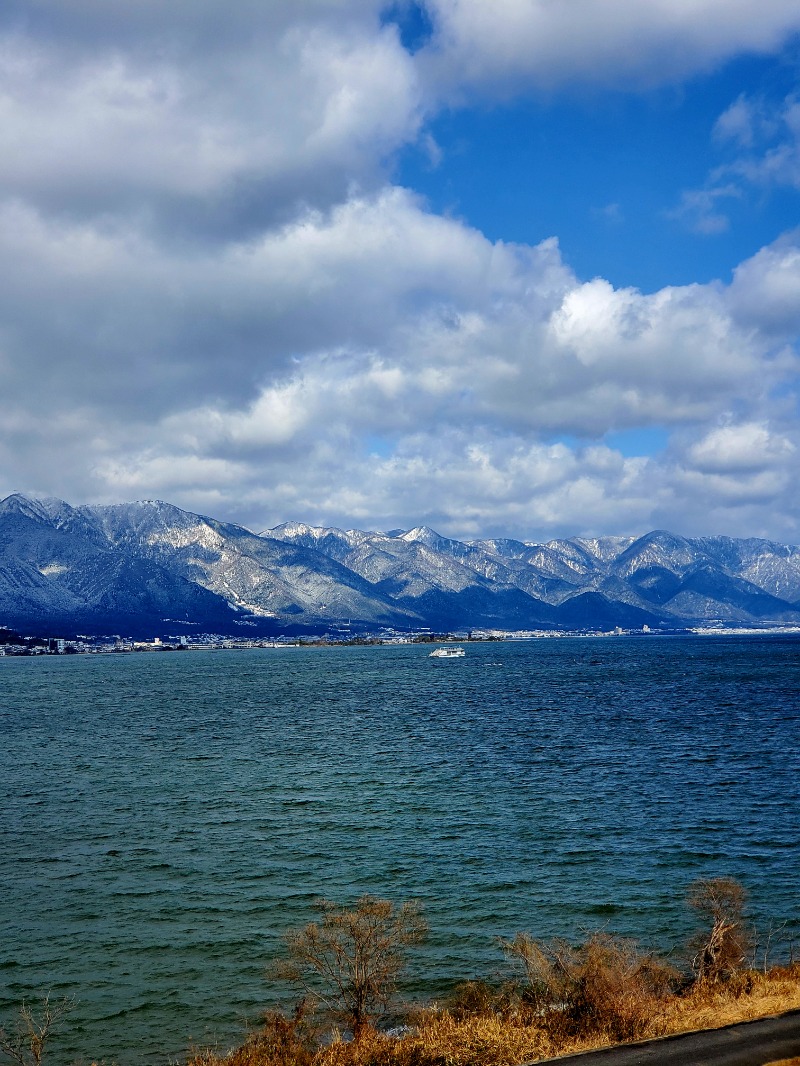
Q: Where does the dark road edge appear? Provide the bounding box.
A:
[525,1007,800,1066]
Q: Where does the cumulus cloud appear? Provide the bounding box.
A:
[728,233,800,335]
[0,2,421,232]
[4,187,795,537]
[7,185,788,427]
[1,1,800,540]
[416,0,800,97]
[686,422,795,474]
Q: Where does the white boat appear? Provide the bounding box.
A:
[429,646,465,658]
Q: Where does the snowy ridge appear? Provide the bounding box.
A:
[2,493,800,634]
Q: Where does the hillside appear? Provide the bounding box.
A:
[2,494,800,635]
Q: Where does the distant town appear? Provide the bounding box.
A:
[0,623,678,656]
[5,621,799,657]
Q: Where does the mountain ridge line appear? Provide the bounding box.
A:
[2,492,800,637]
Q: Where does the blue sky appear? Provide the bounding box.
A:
[399,51,799,292]
[1,1,799,541]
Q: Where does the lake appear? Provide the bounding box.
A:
[1,636,798,1063]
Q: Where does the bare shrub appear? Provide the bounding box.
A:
[502,931,676,1042]
[501,932,569,1015]
[751,919,794,974]
[0,995,73,1066]
[447,980,506,1021]
[277,895,426,1039]
[246,1001,317,1066]
[688,877,750,984]
[569,934,676,1041]
[187,1002,316,1066]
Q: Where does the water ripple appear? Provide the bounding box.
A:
[0,636,798,1063]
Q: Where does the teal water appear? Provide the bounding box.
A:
[1,637,799,1063]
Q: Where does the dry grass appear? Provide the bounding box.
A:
[318,1015,552,1066]
[662,965,800,1037]
[186,880,800,1066]
[187,965,800,1066]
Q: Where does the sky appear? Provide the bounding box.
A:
[1,1,800,543]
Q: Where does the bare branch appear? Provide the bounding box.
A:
[0,995,74,1066]
[278,895,426,1038]
[688,877,750,984]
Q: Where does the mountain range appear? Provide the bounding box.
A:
[2,493,800,637]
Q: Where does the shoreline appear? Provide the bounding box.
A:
[4,624,800,657]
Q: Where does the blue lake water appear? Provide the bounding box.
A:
[1,636,799,1063]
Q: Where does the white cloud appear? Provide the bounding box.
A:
[686,422,795,474]
[0,5,421,230]
[1,191,793,538]
[728,233,800,335]
[417,0,800,97]
[1,1,800,541]
[666,186,740,235]
[721,94,800,191]
[676,91,800,235]
[713,94,779,149]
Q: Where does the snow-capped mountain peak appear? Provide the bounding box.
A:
[2,494,800,634]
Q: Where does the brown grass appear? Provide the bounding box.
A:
[318,1015,552,1066]
[662,965,800,1037]
[187,965,800,1066]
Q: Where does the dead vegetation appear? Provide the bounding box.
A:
[688,876,750,984]
[275,895,427,1040]
[663,964,800,1036]
[500,930,677,1042]
[0,995,73,1066]
[187,878,800,1066]
[4,880,798,1066]
[188,962,800,1066]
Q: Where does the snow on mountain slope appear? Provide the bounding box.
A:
[3,494,800,632]
[91,504,417,625]
[694,535,800,603]
[571,536,637,563]
[269,522,519,597]
[0,494,237,632]
[268,520,800,625]
[611,530,708,579]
